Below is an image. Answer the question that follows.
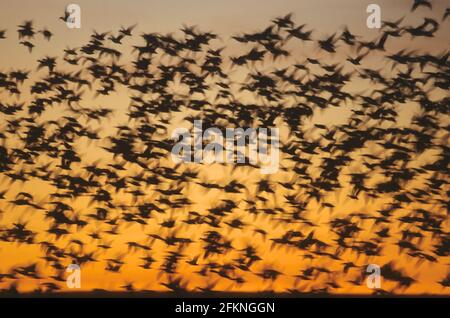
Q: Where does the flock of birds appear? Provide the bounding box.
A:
[0,1,449,295]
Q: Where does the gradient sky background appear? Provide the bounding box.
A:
[0,0,449,295]
[0,0,449,65]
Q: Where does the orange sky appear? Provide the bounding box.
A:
[0,0,449,295]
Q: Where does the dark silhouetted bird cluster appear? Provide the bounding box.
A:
[0,3,448,295]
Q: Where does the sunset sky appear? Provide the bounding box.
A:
[0,0,448,295]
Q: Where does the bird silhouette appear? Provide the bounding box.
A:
[0,8,448,296]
